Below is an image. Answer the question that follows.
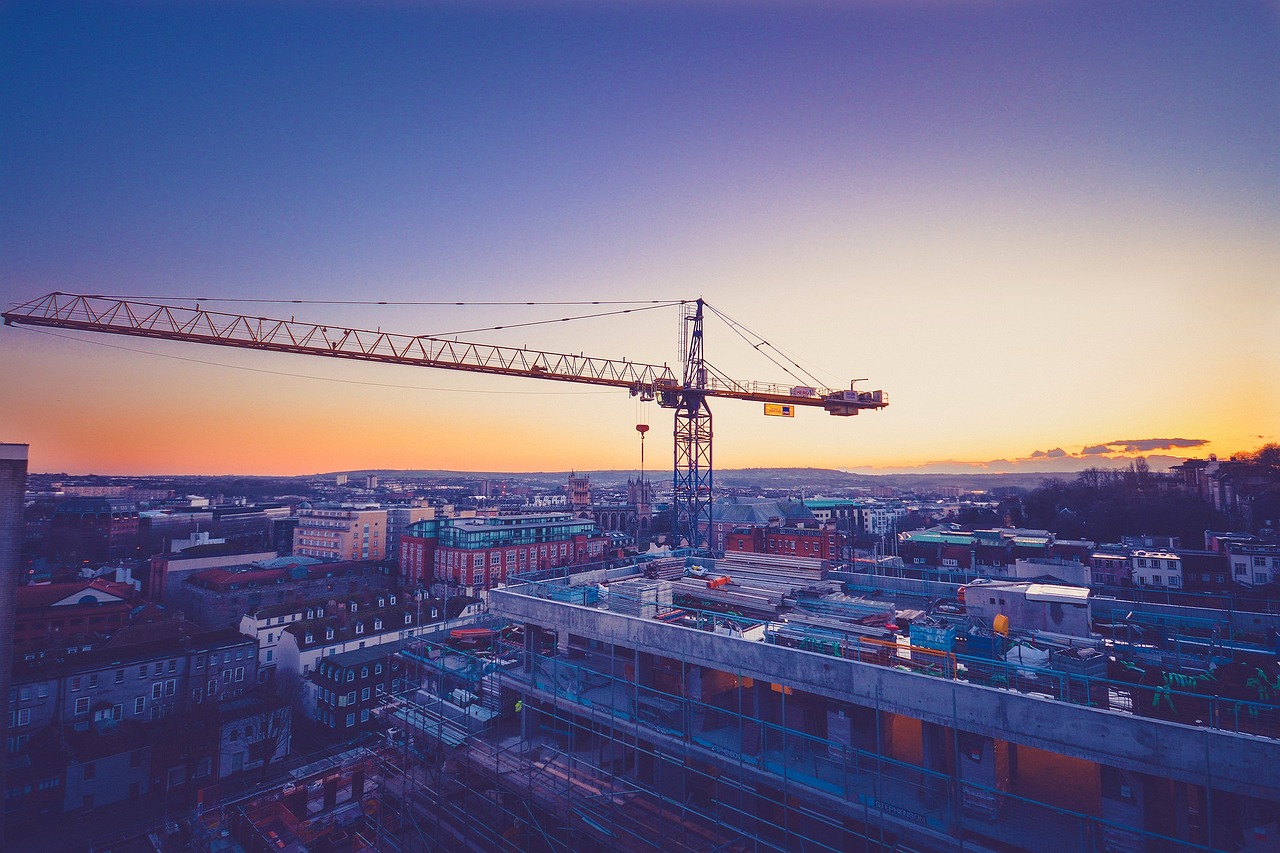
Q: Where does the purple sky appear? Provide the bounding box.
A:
[2,1,1277,475]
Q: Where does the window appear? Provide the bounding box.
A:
[1169,576,1180,587]
[265,649,273,663]
[71,676,82,691]
[346,713,355,727]
[234,667,244,683]
[374,618,383,631]
[361,687,370,701]
[74,696,90,716]
[346,691,356,705]
[115,669,125,685]
[346,670,355,683]
[167,659,177,674]
[374,663,383,675]
[404,613,412,625]
[360,709,370,722]
[1257,573,1269,585]
[17,708,30,726]
[1255,556,1267,567]
[355,622,364,635]
[88,673,98,689]
[154,662,164,675]
[134,697,145,714]
[151,683,163,699]
[360,666,369,679]
[192,688,204,704]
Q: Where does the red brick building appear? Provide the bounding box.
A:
[400,512,608,593]
[723,525,843,561]
[13,579,137,651]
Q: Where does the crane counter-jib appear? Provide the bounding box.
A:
[2,291,887,411]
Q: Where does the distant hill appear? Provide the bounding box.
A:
[320,467,1067,493]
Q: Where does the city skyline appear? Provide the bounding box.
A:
[2,1,1277,476]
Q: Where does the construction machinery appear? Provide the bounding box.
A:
[3,292,886,548]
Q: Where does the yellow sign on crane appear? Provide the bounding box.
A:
[763,404,795,417]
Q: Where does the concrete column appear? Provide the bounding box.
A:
[0,443,29,843]
[920,721,951,809]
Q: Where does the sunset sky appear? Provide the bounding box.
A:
[2,1,1277,477]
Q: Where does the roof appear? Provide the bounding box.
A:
[15,579,135,610]
[1025,584,1090,604]
[316,641,406,670]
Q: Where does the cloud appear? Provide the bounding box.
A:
[1107,438,1209,453]
[1045,447,1068,458]
[1081,444,1111,455]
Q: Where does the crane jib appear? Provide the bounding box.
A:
[2,292,887,413]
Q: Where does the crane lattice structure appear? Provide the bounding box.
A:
[3,292,887,549]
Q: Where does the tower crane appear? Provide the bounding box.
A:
[3,292,887,549]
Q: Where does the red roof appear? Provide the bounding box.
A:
[15,578,136,610]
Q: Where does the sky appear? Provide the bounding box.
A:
[1,0,1277,477]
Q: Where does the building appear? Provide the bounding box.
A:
[274,592,434,679]
[5,615,285,822]
[307,644,403,736]
[1089,547,1133,587]
[1130,549,1183,589]
[0,443,29,840]
[475,567,1280,853]
[384,504,435,559]
[292,506,388,562]
[46,497,140,563]
[1225,541,1280,589]
[897,527,1094,580]
[706,497,814,552]
[178,558,395,630]
[723,524,842,561]
[399,512,607,594]
[11,578,138,651]
[147,543,278,605]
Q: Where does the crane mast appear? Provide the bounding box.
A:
[3,291,888,550]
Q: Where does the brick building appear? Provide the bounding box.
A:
[400,512,607,594]
[723,525,843,561]
[12,578,138,651]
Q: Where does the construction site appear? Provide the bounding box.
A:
[188,552,1280,853]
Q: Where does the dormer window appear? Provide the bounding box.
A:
[305,632,314,644]
[325,627,335,641]
[389,595,396,605]
[355,622,364,635]
[350,602,358,613]
[404,613,412,625]
[374,618,383,631]
[377,597,385,608]
[306,609,314,619]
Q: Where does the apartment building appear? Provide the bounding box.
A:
[292,506,388,562]
[400,512,607,594]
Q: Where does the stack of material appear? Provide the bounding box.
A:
[609,579,673,619]
[794,592,895,621]
[714,554,839,598]
[720,552,825,574]
[669,577,785,616]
